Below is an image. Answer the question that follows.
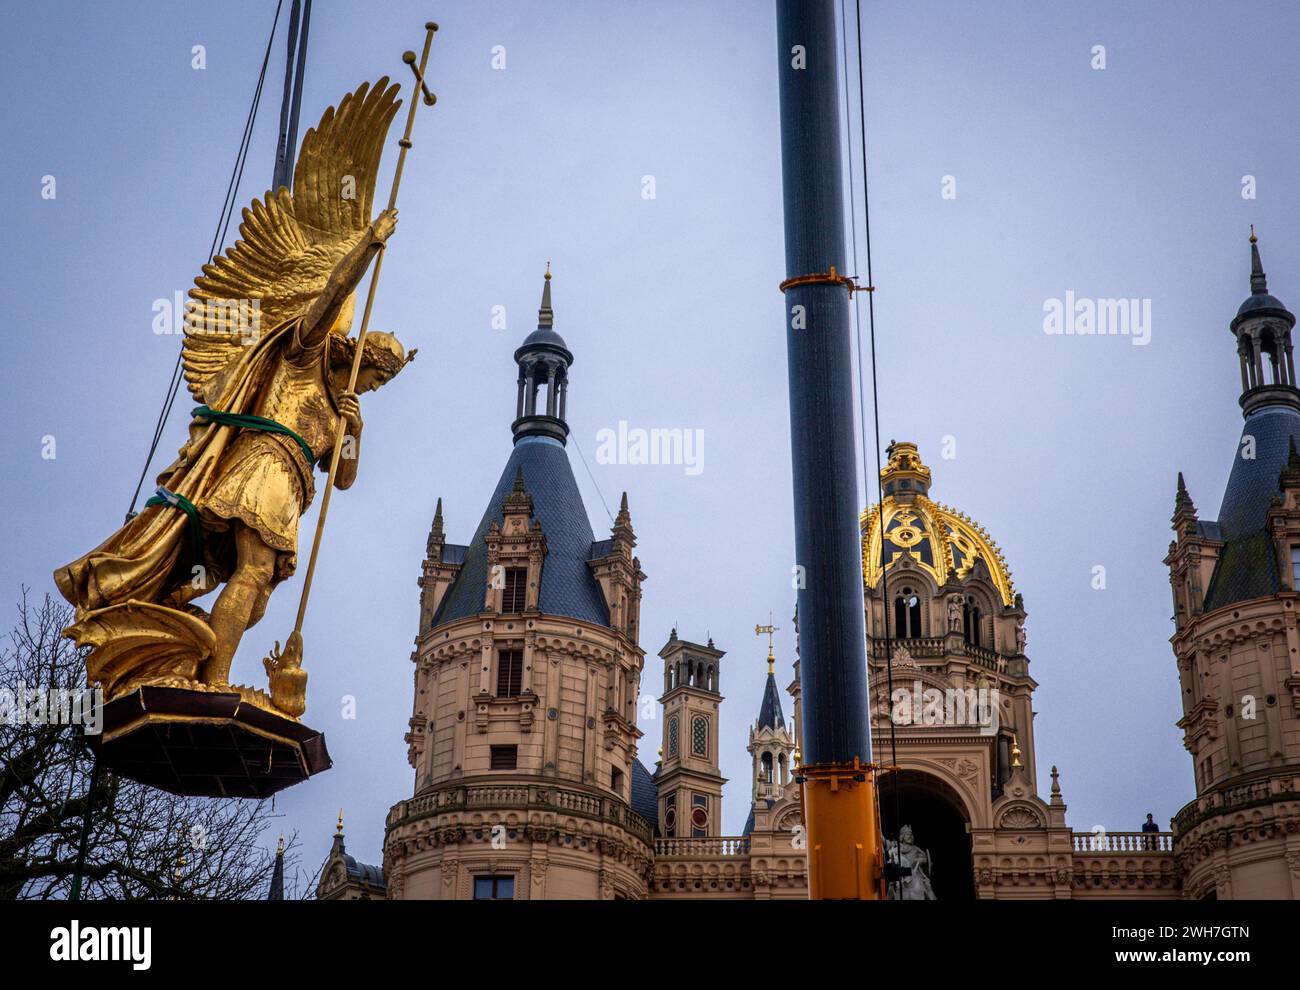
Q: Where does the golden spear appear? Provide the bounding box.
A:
[267,22,439,713]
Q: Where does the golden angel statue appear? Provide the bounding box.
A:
[54,78,413,720]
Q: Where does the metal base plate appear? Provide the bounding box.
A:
[89,686,331,798]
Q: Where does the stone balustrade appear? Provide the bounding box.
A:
[1070,830,1173,852]
[1172,775,1297,836]
[654,836,750,858]
[390,781,653,845]
[868,637,1004,672]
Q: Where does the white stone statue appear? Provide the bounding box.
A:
[1014,622,1027,654]
[947,595,963,632]
[887,824,936,900]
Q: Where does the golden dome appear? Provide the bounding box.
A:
[859,441,1016,606]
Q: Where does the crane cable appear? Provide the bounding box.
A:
[840,0,904,887]
[124,0,286,523]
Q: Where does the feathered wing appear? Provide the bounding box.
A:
[182,77,402,400]
[292,77,402,244]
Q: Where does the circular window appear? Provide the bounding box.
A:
[664,807,677,830]
[691,807,708,829]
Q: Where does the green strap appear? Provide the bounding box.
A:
[192,405,317,468]
[145,487,204,564]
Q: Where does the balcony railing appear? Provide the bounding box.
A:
[391,781,653,845]
[654,836,750,858]
[869,637,1004,671]
[1173,776,1296,835]
[1071,830,1173,853]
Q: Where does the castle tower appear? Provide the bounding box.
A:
[655,631,726,839]
[384,269,655,900]
[861,441,1047,899]
[743,630,795,834]
[1167,231,1300,900]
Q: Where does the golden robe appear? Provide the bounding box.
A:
[55,319,344,616]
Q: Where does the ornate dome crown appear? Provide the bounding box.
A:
[860,441,1015,606]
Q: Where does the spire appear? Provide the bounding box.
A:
[512,264,573,445]
[615,491,630,527]
[1173,472,1197,521]
[267,834,285,900]
[426,497,444,557]
[1230,227,1297,415]
[754,620,785,729]
[1250,225,1267,296]
[538,261,553,328]
[330,808,346,857]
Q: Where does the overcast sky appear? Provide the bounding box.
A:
[3,0,1298,889]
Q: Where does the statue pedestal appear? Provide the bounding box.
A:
[90,686,331,798]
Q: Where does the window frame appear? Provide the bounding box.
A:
[472,875,516,900]
[496,647,523,698]
[501,566,528,613]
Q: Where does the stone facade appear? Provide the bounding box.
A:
[320,247,1300,901]
[1166,233,1300,900]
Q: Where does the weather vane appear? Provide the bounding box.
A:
[755,615,780,674]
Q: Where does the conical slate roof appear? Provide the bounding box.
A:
[756,672,786,730]
[431,436,610,627]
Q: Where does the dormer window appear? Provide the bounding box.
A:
[502,567,527,613]
[1290,546,1300,589]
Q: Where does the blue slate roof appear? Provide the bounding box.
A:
[631,759,658,833]
[756,672,786,730]
[343,854,386,888]
[432,436,611,628]
[1202,403,1300,611]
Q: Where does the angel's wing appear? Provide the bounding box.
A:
[293,77,402,244]
[182,78,402,400]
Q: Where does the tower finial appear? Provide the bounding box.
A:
[336,808,344,836]
[755,615,779,675]
[1250,226,1268,295]
[538,263,553,328]
[1174,471,1196,519]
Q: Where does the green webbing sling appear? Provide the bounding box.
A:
[192,405,317,469]
[145,486,204,564]
[144,408,316,567]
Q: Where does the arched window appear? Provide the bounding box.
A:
[893,588,922,638]
[963,599,983,647]
[761,751,774,784]
[667,716,679,758]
